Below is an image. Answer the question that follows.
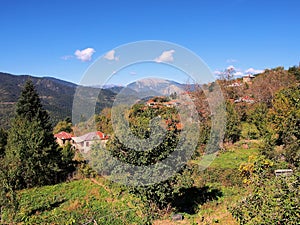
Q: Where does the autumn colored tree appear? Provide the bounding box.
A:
[249,67,296,106]
[95,107,113,134]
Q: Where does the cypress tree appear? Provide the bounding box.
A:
[4,80,63,189]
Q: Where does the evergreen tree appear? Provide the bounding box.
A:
[0,159,19,221]
[224,101,241,143]
[4,80,64,189]
[0,128,7,157]
[15,80,52,132]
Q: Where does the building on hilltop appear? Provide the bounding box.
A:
[242,74,255,83]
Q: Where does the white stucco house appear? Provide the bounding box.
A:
[72,131,109,153]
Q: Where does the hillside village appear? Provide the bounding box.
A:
[54,131,109,153]
[1,0,300,224]
[0,66,299,225]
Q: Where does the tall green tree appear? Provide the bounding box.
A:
[4,80,64,189]
[0,128,7,158]
[90,102,195,209]
[15,80,52,132]
[247,103,268,137]
[288,65,300,81]
[263,84,300,167]
[224,101,241,143]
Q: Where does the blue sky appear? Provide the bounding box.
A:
[1,0,299,84]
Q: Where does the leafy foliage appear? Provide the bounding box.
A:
[3,80,70,189]
[246,103,268,137]
[95,107,113,134]
[288,65,300,81]
[224,101,241,143]
[90,101,196,210]
[53,119,73,134]
[263,84,300,167]
[230,148,299,225]
[0,128,7,157]
[0,160,19,222]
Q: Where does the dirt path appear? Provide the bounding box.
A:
[90,178,111,193]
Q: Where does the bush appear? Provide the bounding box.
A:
[230,172,300,225]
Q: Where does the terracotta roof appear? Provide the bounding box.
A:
[54,131,73,140]
[96,131,108,139]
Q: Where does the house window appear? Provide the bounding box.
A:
[86,141,89,147]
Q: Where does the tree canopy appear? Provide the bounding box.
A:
[263,84,300,167]
[3,80,68,189]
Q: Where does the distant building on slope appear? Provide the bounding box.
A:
[234,96,255,104]
[54,131,74,147]
[243,74,255,83]
[71,131,109,153]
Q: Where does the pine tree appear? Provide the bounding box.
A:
[224,101,241,143]
[4,80,64,189]
[0,128,7,157]
[15,80,52,132]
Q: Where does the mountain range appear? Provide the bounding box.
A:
[0,72,116,128]
[0,73,192,128]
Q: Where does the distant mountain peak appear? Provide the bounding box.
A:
[126,78,185,96]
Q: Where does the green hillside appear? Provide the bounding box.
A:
[0,72,116,127]
[2,178,148,224]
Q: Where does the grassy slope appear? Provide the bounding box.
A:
[192,140,260,225]
[3,140,261,225]
[3,178,146,225]
[155,140,260,225]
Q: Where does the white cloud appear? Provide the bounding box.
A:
[74,48,95,62]
[214,70,223,76]
[130,71,137,75]
[245,68,264,74]
[234,71,243,76]
[214,66,264,78]
[226,65,236,71]
[225,66,245,77]
[155,50,175,63]
[104,50,119,61]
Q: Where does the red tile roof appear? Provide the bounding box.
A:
[96,131,107,139]
[54,131,73,140]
